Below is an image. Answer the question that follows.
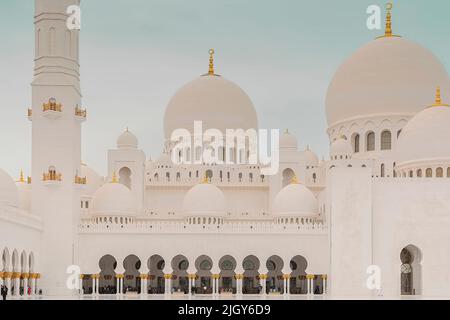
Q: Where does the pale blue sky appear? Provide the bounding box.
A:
[0,0,449,177]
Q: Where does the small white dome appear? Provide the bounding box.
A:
[280,131,298,149]
[396,90,450,169]
[117,129,138,149]
[330,137,352,159]
[80,164,104,196]
[182,183,226,217]
[0,169,19,207]
[16,178,31,211]
[91,182,136,216]
[326,36,450,127]
[304,147,319,167]
[164,75,258,139]
[273,182,318,217]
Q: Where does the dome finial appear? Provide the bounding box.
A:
[432,86,449,107]
[284,128,289,134]
[291,175,299,185]
[208,49,215,75]
[435,86,442,105]
[385,2,393,37]
[111,171,118,183]
[376,2,400,39]
[18,170,25,183]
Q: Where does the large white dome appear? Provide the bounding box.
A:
[326,36,450,127]
[396,90,450,169]
[272,181,318,217]
[0,169,19,207]
[182,182,226,217]
[164,75,258,139]
[91,182,136,216]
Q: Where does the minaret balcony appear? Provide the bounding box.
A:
[74,106,87,122]
[43,171,62,187]
[27,108,32,121]
[75,175,87,189]
[42,98,63,120]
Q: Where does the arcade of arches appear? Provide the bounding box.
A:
[81,254,328,296]
[1,247,41,297]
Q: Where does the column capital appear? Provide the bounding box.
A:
[140,274,149,280]
[321,274,328,280]
[282,274,291,280]
[92,274,100,279]
[30,273,40,279]
[211,274,220,279]
[163,274,173,280]
[306,274,315,280]
[188,274,197,280]
[115,274,124,279]
[22,273,30,279]
[234,274,244,280]
[12,272,21,279]
[259,274,268,280]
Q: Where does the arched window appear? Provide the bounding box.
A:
[426,168,432,178]
[282,168,295,188]
[409,171,413,178]
[119,167,132,189]
[381,130,392,150]
[436,167,444,178]
[447,167,450,178]
[381,163,385,177]
[353,134,360,153]
[366,131,375,151]
[417,169,422,178]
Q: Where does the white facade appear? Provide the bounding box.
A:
[1,0,450,298]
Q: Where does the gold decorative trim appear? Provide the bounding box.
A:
[306,274,315,280]
[115,274,124,279]
[43,98,62,112]
[164,274,173,280]
[22,273,30,279]
[259,274,268,280]
[321,275,328,280]
[140,274,149,280]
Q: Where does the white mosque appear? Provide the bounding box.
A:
[1,0,450,299]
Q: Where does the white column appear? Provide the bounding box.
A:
[116,276,121,295]
[92,277,95,295]
[6,277,11,296]
[307,276,311,295]
[35,276,39,295]
[31,276,36,296]
[261,275,267,295]
[15,277,20,296]
[188,276,192,295]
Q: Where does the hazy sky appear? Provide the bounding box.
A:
[0,0,449,177]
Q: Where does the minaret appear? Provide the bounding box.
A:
[30,0,84,295]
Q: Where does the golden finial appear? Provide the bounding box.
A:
[431,86,449,107]
[377,2,400,39]
[18,170,25,183]
[291,175,299,185]
[208,49,215,75]
[385,2,393,37]
[111,171,118,183]
[284,129,289,134]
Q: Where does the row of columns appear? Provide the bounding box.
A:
[0,272,41,297]
[79,273,328,296]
